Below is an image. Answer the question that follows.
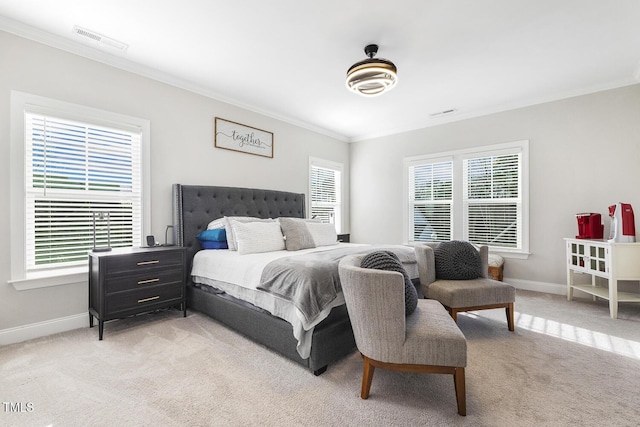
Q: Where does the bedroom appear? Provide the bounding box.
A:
[1,1,640,425]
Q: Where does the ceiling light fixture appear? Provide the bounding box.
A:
[346,44,397,97]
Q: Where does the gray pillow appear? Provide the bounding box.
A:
[361,251,418,316]
[434,240,482,280]
[279,217,316,251]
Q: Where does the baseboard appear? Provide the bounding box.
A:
[0,313,88,346]
[506,277,566,296]
[0,278,565,346]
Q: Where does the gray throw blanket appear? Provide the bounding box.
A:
[257,245,416,325]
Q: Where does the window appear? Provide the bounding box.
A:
[464,152,521,249]
[309,157,343,233]
[10,92,150,289]
[408,158,453,242]
[405,140,529,256]
[25,113,142,269]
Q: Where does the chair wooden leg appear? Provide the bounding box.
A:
[453,367,466,416]
[506,302,515,331]
[450,308,458,323]
[361,356,375,399]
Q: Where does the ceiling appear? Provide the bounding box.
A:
[1,1,639,142]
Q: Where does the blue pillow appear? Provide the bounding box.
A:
[197,229,227,242]
[200,240,228,250]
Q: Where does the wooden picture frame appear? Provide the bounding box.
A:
[214,117,274,158]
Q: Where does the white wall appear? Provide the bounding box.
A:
[350,83,640,290]
[3,27,640,341]
[0,31,349,337]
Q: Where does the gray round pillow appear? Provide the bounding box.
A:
[434,240,482,280]
[360,250,418,316]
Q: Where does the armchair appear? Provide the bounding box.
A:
[415,242,515,331]
[338,254,468,416]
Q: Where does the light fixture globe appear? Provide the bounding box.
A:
[346,44,397,96]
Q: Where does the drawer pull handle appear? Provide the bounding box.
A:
[137,260,159,266]
[137,278,160,285]
[138,296,160,303]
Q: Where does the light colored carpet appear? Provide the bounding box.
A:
[2,290,640,426]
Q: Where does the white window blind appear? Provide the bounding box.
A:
[25,113,142,270]
[404,140,528,255]
[408,160,453,242]
[310,161,342,232]
[464,153,521,249]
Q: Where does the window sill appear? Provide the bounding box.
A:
[491,250,530,260]
[9,267,88,291]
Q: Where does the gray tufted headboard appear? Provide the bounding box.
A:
[172,184,306,275]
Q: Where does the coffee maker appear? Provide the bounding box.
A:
[575,213,603,239]
[608,203,636,243]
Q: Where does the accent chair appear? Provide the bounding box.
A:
[338,254,468,416]
[415,242,516,331]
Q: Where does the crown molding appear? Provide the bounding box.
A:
[3,16,637,145]
[347,79,639,142]
[0,16,348,142]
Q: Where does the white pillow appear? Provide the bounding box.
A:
[224,216,275,251]
[207,217,226,230]
[230,220,285,255]
[305,222,338,247]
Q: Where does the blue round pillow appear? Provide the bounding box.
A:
[360,250,418,316]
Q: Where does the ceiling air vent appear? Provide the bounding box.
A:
[429,109,457,118]
[73,26,128,51]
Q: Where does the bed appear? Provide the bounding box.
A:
[172,184,417,375]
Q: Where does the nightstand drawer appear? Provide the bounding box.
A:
[106,283,183,314]
[105,269,184,293]
[89,246,187,339]
[105,250,183,275]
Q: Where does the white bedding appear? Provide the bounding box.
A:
[190,243,418,359]
[191,243,365,358]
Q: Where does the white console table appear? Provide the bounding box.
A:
[565,238,640,318]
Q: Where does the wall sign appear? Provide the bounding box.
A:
[214,117,273,158]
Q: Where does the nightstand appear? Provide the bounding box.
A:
[337,233,350,243]
[88,246,187,340]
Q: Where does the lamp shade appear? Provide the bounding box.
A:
[346,44,397,96]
